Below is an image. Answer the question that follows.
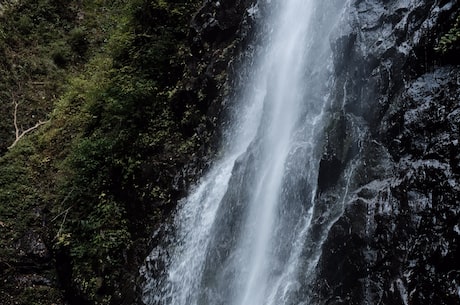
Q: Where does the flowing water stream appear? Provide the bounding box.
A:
[142,0,348,304]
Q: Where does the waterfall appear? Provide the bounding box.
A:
[142,0,347,304]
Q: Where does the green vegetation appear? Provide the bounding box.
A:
[436,14,460,53]
[0,0,209,304]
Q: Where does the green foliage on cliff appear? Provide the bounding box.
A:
[0,0,205,304]
[436,14,460,53]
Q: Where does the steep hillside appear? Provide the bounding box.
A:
[0,0,248,303]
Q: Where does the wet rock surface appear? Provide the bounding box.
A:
[313,0,460,304]
[140,0,460,304]
[167,0,261,195]
[137,0,262,303]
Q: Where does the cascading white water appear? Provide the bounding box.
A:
[142,1,347,304]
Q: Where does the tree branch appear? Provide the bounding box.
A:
[12,94,19,140]
[8,92,50,149]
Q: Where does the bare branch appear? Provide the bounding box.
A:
[51,190,74,223]
[12,93,19,140]
[8,92,50,149]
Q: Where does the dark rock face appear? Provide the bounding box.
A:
[137,1,261,302]
[167,0,260,194]
[312,0,460,304]
[17,231,51,262]
[0,228,64,304]
[141,0,459,304]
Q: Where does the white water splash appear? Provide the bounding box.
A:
[142,1,347,304]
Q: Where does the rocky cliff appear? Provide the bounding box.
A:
[0,0,459,304]
[312,1,460,304]
[139,1,460,304]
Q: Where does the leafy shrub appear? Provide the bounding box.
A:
[436,14,460,53]
[1,0,206,304]
[51,41,73,67]
[69,26,89,57]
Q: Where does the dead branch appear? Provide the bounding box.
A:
[8,92,50,149]
[51,206,73,223]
